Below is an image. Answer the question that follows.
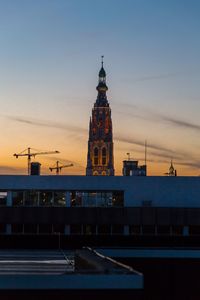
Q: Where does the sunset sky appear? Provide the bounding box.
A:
[0,0,200,176]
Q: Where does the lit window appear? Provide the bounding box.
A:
[94,147,99,165]
[102,147,106,165]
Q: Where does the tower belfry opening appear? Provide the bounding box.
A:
[86,58,114,176]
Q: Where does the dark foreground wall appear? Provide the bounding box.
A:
[1,206,200,226]
[113,258,200,300]
[0,289,143,300]
[1,234,200,249]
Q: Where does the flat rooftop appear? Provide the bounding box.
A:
[0,249,143,291]
[97,247,200,258]
[0,249,74,275]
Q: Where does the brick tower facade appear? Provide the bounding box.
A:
[86,58,114,176]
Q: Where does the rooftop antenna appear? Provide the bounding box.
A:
[145,140,147,166]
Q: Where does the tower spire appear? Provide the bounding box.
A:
[86,59,114,176]
[101,55,104,68]
[96,56,108,106]
[169,159,175,176]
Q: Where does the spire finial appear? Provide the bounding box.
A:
[101,55,104,67]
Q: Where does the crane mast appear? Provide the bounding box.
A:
[49,161,73,175]
[13,147,60,175]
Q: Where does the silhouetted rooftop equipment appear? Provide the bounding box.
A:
[30,162,41,176]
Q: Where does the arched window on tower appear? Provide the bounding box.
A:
[102,147,107,165]
[94,148,99,165]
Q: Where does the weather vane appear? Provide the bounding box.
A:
[101,55,104,67]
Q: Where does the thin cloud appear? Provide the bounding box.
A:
[173,161,200,170]
[122,73,177,84]
[143,158,200,170]
[149,159,200,170]
[0,165,26,174]
[116,135,200,169]
[147,150,183,161]
[5,115,88,134]
[132,73,178,83]
[162,115,200,131]
[114,103,200,133]
[117,145,181,161]
[119,144,191,163]
[0,165,19,172]
[115,134,177,155]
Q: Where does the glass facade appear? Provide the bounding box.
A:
[0,192,7,206]
[12,191,66,207]
[12,190,123,207]
[0,189,125,235]
[71,191,124,207]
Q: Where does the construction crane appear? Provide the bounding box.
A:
[13,147,60,175]
[49,161,73,175]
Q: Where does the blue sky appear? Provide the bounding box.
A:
[0,0,200,175]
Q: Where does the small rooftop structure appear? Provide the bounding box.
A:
[122,153,146,176]
[30,162,41,176]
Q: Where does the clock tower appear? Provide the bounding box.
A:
[86,58,114,176]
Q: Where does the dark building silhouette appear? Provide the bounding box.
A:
[86,58,114,176]
[164,160,177,176]
[30,162,41,176]
[122,159,146,176]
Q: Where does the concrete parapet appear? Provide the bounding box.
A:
[75,247,140,275]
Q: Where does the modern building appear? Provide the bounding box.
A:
[0,175,200,300]
[0,175,199,237]
[86,58,114,176]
